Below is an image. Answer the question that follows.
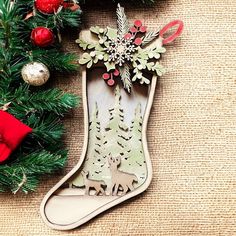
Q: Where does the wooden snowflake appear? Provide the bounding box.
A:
[106,36,137,66]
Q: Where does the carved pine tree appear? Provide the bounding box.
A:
[70,103,106,187]
[103,86,129,158]
[120,103,147,186]
[100,86,130,187]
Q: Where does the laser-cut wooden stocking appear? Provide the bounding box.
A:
[40,4,183,230]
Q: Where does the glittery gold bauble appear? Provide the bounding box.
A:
[21,62,50,86]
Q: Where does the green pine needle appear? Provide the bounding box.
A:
[0,150,67,193]
[0,0,81,193]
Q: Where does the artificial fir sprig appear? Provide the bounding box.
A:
[0,150,67,193]
[0,0,81,193]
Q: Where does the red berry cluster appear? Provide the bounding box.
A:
[124,20,147,46]
[102,69,120,87]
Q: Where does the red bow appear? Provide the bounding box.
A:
[0,111,32,163]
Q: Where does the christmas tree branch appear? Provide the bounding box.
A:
[1,87,80,116]
[28,114,64,144]
[0,0,81,193]
[30,49,79,72]
[0,150,67,193]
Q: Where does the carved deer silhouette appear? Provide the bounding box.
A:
[108,155,138,196]
[81,170,106,196]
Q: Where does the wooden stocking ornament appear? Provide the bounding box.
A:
[40,4,183,230]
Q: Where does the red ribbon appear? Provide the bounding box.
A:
[0,111,32,163]
[160,20,184,45]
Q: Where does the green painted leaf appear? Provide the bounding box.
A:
[146,62,155,70]
[153,62,166,76]
[87,44,95,49]
[93,57,99,64]
[142,76,150,84]
[104,61,116,71]
[106,27,118,40]
[156,47,166,53]
[79,53,92,64]
[90,26,104,35]
[103,53,109,61]
[76,39,88,50]
[132,74,138,82]
[87,60,93,68]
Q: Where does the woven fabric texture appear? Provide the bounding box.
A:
[1,0,236,235]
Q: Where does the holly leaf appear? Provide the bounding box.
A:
[156,47,166,53]
[79,53,92,65]
[87,60,93,68]
[132,68,150,85]
[153,62,165,76]
[141,76,151,84]
[103,54,109,61]
[87,44,95,49]
[104,61,116,71]
[90,26,105,35]
[146,62,155,70]
[106,27,118,40]
[76,39,96,51]
[76,39,88,50]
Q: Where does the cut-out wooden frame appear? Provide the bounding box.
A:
[40,67,157,230]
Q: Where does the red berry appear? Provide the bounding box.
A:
[130,27,137,33]
[134,20,142,28]
[107,79,115,86]
[113,69,120,77]
[140,26,147,33]
[35,0,63,14]
[134,37,143,46]
[124,33,132,40]
[31,27,54,47]
[102,73,110,80]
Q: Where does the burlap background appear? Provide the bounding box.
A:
[1,0,236,235]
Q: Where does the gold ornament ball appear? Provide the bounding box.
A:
[21,62,50,86]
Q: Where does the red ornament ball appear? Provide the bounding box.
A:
[31,27,54,47]
[35,0,63,14]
